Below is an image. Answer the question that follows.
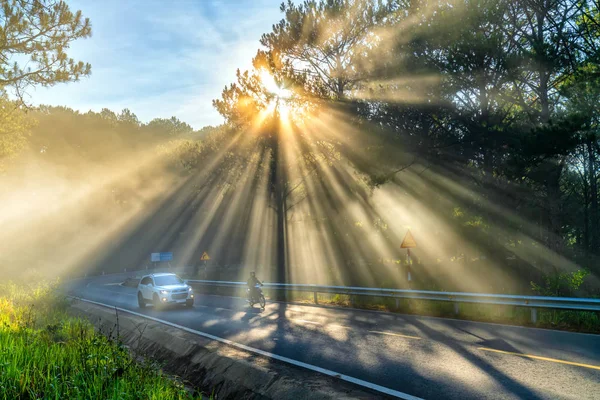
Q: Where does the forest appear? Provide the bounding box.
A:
[1,0,600,297]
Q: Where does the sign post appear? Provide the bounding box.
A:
[200,251,210,278]
[150,252,173,269]
[400,230,417,283]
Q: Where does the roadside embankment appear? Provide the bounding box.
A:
[0,281,202,399]
[67,299,387,400]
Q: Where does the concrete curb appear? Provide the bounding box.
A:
[67,299,389,400]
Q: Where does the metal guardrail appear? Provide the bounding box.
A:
[186,280,600,323]
[70,266,197,279]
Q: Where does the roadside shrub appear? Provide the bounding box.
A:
[0,281,209,400]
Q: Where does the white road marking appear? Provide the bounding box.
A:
[368,331,421,340]
[329,324,352,329]
[71,278,600,338]
[292,318,322,325]
[292,319,417,337]
[291,319,352,330]
[73,297,424,400]
[98,288,136,297]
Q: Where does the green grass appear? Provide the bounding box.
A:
[185,282,600,332]
[0,280,209,400]
[326,294,600,333]
[254,288,600,333]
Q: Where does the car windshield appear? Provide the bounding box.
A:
[154,275,183,286]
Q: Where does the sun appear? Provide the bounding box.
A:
[258,69,292,100]
[257,69,312,124]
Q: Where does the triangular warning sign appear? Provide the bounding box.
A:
[200,251,211,261]
[401,230,417,248]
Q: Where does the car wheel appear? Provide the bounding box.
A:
[137,292,146,308]
[185,298,194,308]
[153,294,161,310]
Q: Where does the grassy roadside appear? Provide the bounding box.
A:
[181,281,600,334]
[122,273,600,333]
[280,291,600,334]
[0,280,209,400]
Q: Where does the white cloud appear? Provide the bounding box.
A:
[28,0,282,129]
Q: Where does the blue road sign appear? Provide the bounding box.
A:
[151,252,173,262]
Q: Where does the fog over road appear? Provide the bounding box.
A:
[66,273,600,400]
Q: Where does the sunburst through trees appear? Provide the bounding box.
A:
[1,0,599,298]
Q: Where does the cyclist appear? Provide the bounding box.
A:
[246,271,262,301]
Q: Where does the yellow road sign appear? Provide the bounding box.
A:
[200,251,211,261]
[401,230,417,248]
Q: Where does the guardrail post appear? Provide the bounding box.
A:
[180,281,600,317]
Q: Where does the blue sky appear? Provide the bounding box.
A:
[29,0,283,129]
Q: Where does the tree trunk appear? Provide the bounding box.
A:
[536,4,551,125]
[588,138,599,253]
[539,73,550,123]
[544,161,564,252]
[269,109,288,290]
[583,179,590,252]
[479,79,493,174]
[275,141,287,285]
[535,4,559,251]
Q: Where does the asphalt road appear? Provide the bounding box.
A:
[65,273,600,400]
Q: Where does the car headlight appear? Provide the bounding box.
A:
[160,290,168,295]
[188,287,193,292]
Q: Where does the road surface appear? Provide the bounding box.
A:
[65,273,600,400]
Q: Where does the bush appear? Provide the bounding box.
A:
[531,268,590,297]
[0,281,209,400]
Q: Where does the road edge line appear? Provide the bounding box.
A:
[70,296,424,400]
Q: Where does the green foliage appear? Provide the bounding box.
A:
[291,290,600,333]
[260,0,397,99]
[158,125,243,174]
[159,139,205,170]
[0,282,208,400]
[531,269,590,297]
[209,0,600,279]
[212,69,267,127]
[2,0,599,298]
[0,0,91,171]
[0,0,92,95]
[536,308,600,332]
[309,292,600,332]
[0,92,35,171]
[118,108,141,127]
[145,117,194,136]
[28,105,198,167]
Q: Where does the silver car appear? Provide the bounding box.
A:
[137,273,194,309]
